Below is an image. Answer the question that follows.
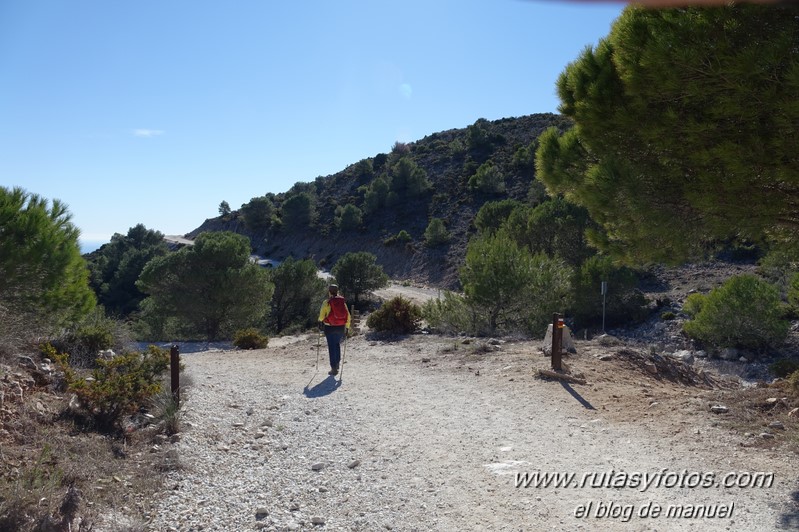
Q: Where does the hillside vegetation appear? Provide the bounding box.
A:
[191,113,572,288]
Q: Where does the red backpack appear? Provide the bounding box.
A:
[327,296,349,326]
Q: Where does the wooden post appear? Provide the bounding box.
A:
[551,313,563,371]
[170,345,180,405]
[350,305,360,336]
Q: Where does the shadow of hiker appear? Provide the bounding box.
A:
[560,381,595,410]
[778,487,799,529]
[303,375,341,398]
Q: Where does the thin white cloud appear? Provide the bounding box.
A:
[133,129,165,138]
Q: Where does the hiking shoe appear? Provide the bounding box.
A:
[328,366,339,376]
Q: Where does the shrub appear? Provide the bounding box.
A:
[391,141,411,155]
[788,272,799,315]
[150,383,182,435]
[757,244,799,291]
[682,293,705,317]
[366,296,422,334]
[474,199,523,236]
[389,157,430,197]
[421,291,481,335]
[660,311,676,320]
[683,274,789,352]
[770,358,799,378]
[467,162,505,194]
[384,230,412,246]
[233,328,269,349]
[51,307,123,367]
[789,370,799,395]
[460,230,573,336]
[53,345,170,432]
[335,203,363,231]
[424,218,450,248]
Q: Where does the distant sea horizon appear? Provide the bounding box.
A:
[79,239,108,255]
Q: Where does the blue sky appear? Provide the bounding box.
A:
[0,0,624,246]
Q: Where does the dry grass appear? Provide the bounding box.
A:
[0,353,186,530]
[704,379,799,452]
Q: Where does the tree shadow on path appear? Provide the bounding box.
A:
[303,375,341,398]
[560,381,595,410]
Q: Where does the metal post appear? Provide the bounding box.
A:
[170,345,180,405]
[551,313,563,371]
[601,281,607,333]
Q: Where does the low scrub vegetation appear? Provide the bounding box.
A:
[683,274,789,354]
[50,307,127,368]
[233,328,270,349]
[51,344,171,432]
[771,358,799,379]
[367,296,422,334]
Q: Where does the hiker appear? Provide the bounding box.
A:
[318,284,351,376]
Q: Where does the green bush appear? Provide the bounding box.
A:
[789,370,799,396]
[51,308,121,367]
[660,311,676,321]
[335,203,363,231]
[683,274,789,352]
[424,218,450,248]
[474,199,522,236]
[460,230,573,336]
[421,291,481,335]
[467,162,505,194]
[384,230,412,246]
[53,345,170,432]
[366,296,422,334]
[233,328,269,349]
[682,293,705,318]
[770,359,799,378]
[788,272,799,315]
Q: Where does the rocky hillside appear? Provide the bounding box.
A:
[188,113,572,288]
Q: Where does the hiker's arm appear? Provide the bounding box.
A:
[318,301,330,323]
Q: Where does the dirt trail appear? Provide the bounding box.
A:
[373,283,441,306]
[149,333,799,531]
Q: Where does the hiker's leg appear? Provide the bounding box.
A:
[329,330,342,369]
[325,330,342,369]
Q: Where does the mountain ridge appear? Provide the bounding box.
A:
[188,113,572,288]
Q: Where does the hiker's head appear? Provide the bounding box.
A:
[328,284,339,296]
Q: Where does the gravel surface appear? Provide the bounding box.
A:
[140,331,798,531]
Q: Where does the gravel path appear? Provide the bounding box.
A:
[145,333,798,531]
